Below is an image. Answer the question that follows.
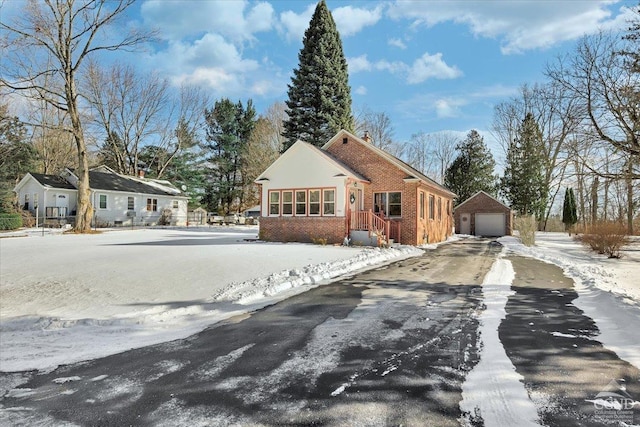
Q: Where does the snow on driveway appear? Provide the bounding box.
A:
[460,252,542,427]
[0,226,423,372]
[499,232,640,369]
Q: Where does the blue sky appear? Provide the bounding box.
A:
[3,0,637,156]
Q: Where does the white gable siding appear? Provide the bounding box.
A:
[259,144,349,217]
[15,177,77,223]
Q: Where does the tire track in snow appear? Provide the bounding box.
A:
[459,253,542,427]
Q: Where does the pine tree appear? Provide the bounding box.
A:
[562,187,578,235]
[203,98,256,214]
[282,0,353,150]
[501,113,548,220]
[444,130,497,204]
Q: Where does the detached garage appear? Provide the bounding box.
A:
[454,191,513,237]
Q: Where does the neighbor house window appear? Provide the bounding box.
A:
[419,192,425,219]
[323,189,335,215]
[33,193,38,209]
[127,197,135,210]
[172,200,179,209]
[438,197,442,220]
[269,191,280,215]
[282,191,293,215]
[99,194,107,209]
[147,198,158,212]
[309,190,320,215]
[429,195,435,220]
[295,190,306,215]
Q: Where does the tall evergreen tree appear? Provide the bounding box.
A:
[444,130,497,205]
[501,113,548,219]
[203,98,256,214]
[0,107,38,212]
[562,187,578,235]
[282,0,353,150]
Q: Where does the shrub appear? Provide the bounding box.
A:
[514,214,536,246]
[311,236,328,245]
[0,213,23,230]
[21,210,35,228]
[575,221,631,258]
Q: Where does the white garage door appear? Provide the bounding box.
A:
[475,213,506,236]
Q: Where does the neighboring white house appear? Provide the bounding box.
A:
[14,166,189,227]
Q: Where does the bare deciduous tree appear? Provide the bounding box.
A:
[1,0,153,232]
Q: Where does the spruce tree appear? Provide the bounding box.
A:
[562,187,578,235]
[444,130,497,205]
[501,113,548,220]
[282,0,353,150]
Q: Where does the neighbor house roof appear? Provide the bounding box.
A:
[29,173,77,190]
[87,170,185,197]
[323,130,456,197]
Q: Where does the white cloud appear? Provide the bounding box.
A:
[348,55,372,73]
[406,52,462,84]
[434,98,466,118]
[387,0,630,54]
[355,86,368,95]
[141,0,275,42]
[280,3,382,41]
[279,4,317,42]
[332,5,383,37]
[388,38,407,49]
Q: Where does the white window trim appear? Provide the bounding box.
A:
[281,190,294,216]
[268,191,280,216]
[308,189,321,217]
[323,189,335,216]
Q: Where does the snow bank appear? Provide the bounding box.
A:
[0,227,423,372]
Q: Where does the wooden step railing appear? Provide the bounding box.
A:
[349,210,400,244]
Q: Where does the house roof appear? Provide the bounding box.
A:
[29,173,77,190]
[87,170,185,197]
[454,190,512,211]
[323,130,456,197]
[255,140,369,183]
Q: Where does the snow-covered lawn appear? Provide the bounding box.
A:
[0,226,423,373]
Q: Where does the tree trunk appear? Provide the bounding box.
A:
[626,157,634,235]
[591,176,598,224]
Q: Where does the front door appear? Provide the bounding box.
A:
[55,194,69,217]
[349,188,362,212]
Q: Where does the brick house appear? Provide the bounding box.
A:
[453,191,513,237]
[256,129,455,245]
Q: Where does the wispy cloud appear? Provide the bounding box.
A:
[387,0,631,54]
[348,52,462,84]
[388,38,407,49]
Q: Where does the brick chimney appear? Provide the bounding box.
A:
[363,131,371,143]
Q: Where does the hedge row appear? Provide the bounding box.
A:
[0,213,22,230]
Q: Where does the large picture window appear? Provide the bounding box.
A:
[269,191,280,215]
[295,190,306,215]
[309,190,321,215]
[374,192,402,217]
[282,191,293,215]
[323,189,335,215]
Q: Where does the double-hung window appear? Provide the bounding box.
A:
[269,191,280,215]
[429,195,435,220]
[147,198,158,212]
[309,190,321,215]
[99,194,107,209]
[295,190,306,215]
[419,192,425,219]
[323,189,335,215]
[282,191,293,215]
[127,197,135,210]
